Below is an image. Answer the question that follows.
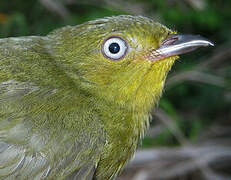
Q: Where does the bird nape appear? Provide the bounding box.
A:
[0,15,213,180]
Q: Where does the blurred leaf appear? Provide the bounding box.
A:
[0,13,28,37]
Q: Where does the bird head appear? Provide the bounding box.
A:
[49,15,213,112]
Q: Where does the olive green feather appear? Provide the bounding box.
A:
[0,15,177,180]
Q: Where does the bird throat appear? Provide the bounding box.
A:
[94,57,176,179]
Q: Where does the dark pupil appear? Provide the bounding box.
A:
[109,43,120,54]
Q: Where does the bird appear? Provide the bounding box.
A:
[0,15,213,180]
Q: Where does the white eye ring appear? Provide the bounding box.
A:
[101,36,128,60]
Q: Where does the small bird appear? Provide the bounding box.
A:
[0,15,213,180]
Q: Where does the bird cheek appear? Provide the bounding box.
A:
[132,49,152,64]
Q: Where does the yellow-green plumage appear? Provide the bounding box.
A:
[0,15,177,180]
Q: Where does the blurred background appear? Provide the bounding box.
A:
[0,0,230,179]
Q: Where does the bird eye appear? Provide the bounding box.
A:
[101,36,128,60]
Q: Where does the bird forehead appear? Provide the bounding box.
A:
[84,16,169,36]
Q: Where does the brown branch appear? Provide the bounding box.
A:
[166,70,226,89]
[39,0,70,19]
[183,0,206,10]
[151,109,221,180]
[153,108,189,145]
[63,0,160,19]
[119,144,231,180]
[197,45,231,70]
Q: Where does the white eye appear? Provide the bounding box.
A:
[101,36,128,60]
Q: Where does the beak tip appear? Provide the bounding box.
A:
[204,39,214,47]
[194,34,215,47]
[209,41,215,47]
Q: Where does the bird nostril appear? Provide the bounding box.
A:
[161,35,179,46]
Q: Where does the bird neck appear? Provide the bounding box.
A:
[93,97,151,179]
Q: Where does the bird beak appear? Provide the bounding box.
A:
[148,34,214,61]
